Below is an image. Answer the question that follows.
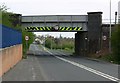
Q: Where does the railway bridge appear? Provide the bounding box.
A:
[22,12,103,56]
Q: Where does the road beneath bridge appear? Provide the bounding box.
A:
[2,44,119,82]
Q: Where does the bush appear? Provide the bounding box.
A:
[111,24,120,64]
[22,30,35,54]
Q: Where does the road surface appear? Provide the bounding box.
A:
[2,44,119,82]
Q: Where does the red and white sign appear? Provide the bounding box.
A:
[25,36,29,41]
[102,36,107,40]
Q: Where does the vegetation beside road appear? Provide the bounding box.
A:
[22,30,35,58]
[0,5,21,31]
[0,5,35,58]
[39,35,75,53]
[111,24,120,64]
[99,24,120,64]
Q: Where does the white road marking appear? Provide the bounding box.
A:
[31,67,36,80]
[45,48,120,82]
[55,56,120,82]
[34,56,50,81]
[31,58,36,80]
[44,48,53,55]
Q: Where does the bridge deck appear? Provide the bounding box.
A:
[22,15,88,32]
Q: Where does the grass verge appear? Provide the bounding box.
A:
[99,54,120,64]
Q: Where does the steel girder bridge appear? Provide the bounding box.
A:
[22,12,103,56]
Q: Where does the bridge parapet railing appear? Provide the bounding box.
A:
[22,15,88,23]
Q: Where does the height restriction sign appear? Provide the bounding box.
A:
[25,35,29,41]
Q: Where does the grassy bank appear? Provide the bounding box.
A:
[100,54,120,64]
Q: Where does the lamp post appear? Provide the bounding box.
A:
[115,12,117,25]
[59,34,62,51]
[50,36,52,50]
[43,35,47,50]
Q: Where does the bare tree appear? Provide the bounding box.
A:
[0,4,9,12]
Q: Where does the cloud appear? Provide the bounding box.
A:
[0,0,27,3]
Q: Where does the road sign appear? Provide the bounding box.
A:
[102,36,107,40]
[25,36,29,41]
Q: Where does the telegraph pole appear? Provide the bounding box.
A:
[109,0,112,53]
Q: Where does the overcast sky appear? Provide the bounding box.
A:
[0,0,120,38]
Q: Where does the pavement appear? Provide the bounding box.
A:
[2,44,120,82]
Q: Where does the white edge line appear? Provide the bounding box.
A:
[45,48,120,82]
[55,56,119,82]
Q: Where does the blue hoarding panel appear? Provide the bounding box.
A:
[0,24,22,48]
[0,24,2,48]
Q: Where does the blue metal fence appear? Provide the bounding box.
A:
[0,24,2,48]
[0,24,22,48]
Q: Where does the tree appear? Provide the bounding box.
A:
[0,4,9,12]
[22,30,35,54]
[45,38,52,48]
[0,4,35,57]
[1,4,21,31]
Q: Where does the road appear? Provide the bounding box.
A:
[2,44,119,82]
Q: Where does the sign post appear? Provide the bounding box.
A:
[25,35,29,50]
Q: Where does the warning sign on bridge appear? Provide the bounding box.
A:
[25,26,82,32]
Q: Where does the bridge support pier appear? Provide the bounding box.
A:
[75,32,87,56]
[75,12,102,56]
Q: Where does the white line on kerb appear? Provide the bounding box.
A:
[45,49,120,82]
